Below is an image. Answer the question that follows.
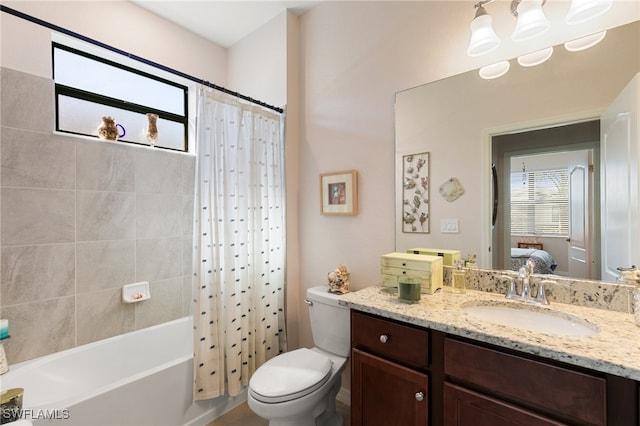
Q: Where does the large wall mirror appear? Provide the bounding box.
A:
[395,20,639,283]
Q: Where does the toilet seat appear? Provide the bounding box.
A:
[249,348,332,403]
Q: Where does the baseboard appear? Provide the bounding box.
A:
[184,388,248,426]
[337,386,351,406]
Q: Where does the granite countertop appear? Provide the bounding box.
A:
[339,286,640,381]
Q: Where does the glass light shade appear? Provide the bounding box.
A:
[566,0,612,24]
[479,61,511,80]
[517,46,553,67]
[564,31,607,51]
[511,0,551,42]
[467,10,501,57]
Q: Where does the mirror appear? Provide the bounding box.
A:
[395,20,640,282]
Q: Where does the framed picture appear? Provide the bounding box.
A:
[320,170,358,215]
[402,152,429,233]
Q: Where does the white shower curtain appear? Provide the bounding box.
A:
[192,88,287,399]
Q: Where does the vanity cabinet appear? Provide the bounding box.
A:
[351,310,639,426]
[351,311,429,426]
[443,337,605,425]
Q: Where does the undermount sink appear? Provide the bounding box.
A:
[462,302,599,337]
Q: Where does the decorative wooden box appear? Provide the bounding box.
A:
[406,247,461,267]
[381,252,443,294]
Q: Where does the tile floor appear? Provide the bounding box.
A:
[208,400,351,426]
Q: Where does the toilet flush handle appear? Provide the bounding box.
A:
[304,299,313,306]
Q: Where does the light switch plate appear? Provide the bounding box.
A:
[440,219,459,233]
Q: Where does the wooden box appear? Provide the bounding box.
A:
[381,252,443,294]
[406,247,461,266]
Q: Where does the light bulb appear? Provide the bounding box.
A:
[479,61,511,80]
[467,6,501,57]
[511,0,550,42]
[517,47,553,67]
[566,0,612,24]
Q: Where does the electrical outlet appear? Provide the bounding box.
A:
[440,219,459,233]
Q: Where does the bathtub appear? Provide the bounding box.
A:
[0,317,245,426]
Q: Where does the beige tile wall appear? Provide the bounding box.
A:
[0,67,195,363]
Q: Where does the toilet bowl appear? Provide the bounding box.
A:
[247,286,350,426]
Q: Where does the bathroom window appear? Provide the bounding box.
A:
[53,43,189,151]
[511,169,569,236]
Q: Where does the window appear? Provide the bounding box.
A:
[53,43,188,151]
[511,169,569,236]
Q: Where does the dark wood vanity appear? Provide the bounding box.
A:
[351,310,639,426]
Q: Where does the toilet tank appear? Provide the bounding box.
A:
[306,286,350,357]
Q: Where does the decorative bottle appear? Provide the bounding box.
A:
[146,113,159,145]
[452,259,466,294]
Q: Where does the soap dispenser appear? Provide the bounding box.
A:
[452,259,466,294]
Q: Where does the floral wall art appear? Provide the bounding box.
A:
[402,152,429,233]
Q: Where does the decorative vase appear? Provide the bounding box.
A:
[97,116,125,141]
[146,113,159,145]
[97,116,118,141]
[327,264,350,294]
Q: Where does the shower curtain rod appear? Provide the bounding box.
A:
[0,5,284,114]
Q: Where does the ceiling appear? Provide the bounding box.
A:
[130,0,321,48]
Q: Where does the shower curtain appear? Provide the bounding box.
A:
[192,88,287,399]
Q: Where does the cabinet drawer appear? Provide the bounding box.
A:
[444,338,606,426]
[443,382,567,426]
[381,252,441,271]
[352,311,428,369]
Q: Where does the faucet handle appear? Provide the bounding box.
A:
[536,280,553,305]
[501,276,517,299]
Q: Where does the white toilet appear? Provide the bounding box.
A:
[247,285,350,426]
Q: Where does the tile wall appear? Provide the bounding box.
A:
[0,67,195,363]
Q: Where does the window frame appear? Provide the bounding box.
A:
[52,42,189,152]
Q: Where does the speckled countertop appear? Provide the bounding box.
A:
[339,286,640,381]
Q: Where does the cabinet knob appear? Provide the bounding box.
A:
[379,334,389,343]
[415,392,424,402]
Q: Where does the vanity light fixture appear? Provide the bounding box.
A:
[479,61,511,80]
[467,1,501,57]
[564,30,607,52]
[517,46,554,67]
[511,0,550,42]
[566,0,613,24]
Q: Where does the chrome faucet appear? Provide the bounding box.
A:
[502,259,551,305]
[519,264,531,300]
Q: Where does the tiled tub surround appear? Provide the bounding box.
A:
[0,67,195,364]
[340,282,640,382]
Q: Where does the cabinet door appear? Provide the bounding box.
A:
[352,348,428,426]
[444,383,567,426]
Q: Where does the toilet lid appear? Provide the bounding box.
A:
[249,348,332,403]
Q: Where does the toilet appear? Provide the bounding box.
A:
[247,285,350,426]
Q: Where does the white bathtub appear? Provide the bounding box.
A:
[0,317,245,426]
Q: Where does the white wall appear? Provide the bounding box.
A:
[0,0,227,83]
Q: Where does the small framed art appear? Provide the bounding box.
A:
[320,170,358,215]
